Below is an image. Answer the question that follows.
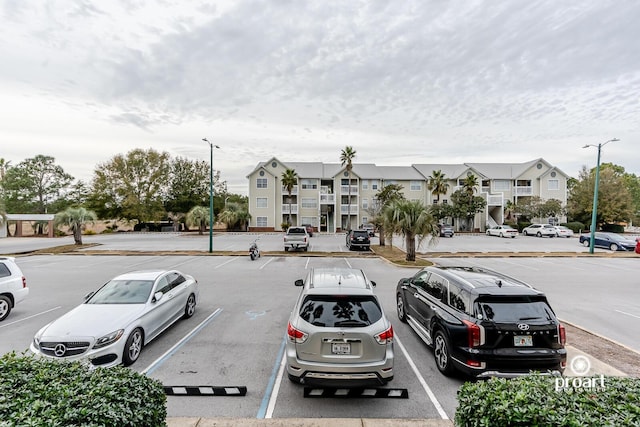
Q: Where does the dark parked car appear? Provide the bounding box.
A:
[396,266,566,378]
[301,223,314,237]
[578,232,636,251]
[438,224,454,238]
[346,229,371,251]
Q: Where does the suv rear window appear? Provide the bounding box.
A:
[352,231,369,238]
[288,228,306,234]
[475,297,554,323]
[299,295,382,327]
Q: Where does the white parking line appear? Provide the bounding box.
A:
[265,342,287,418]
[0,306,61,329]
[395,335,449,420]
[259,257,276,269]
[343,258,353,268]
[615,309,640,320]
[214,257,239,269]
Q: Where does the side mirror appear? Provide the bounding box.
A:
[294,279,304,287]
[152,291,164,302]
[84,291,95,301]
[370,281,377,287]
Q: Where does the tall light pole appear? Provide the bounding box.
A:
[203,138,220,253]
[583,138,619,254]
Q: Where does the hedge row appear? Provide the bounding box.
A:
[456,374,640,426]
[0,352,166,427]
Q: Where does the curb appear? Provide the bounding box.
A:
[166,418,454,427]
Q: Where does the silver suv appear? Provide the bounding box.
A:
[286,267,394,387]
[0,257,29,321]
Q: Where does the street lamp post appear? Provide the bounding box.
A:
[203,138,220,253]
[583,138,619,254]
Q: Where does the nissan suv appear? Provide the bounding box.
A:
[286,267,394,387]
[396,266,566,378]
[0,257,29,321]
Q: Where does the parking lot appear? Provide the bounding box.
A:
[1,232,638,421]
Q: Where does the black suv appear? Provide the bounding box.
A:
[396,266,566,378]
[346,229,371,251]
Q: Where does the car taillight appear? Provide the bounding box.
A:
[375,325,394,344]
[22,276,27,288]
[462,320,484,348]
[558,323,566,346]
[287,322,308,343]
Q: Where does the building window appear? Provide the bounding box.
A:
[256,198,268,208]
[257,178,268,189]
[433,199,438,204]
[301,217,317,227]
[548,179,559,190]
[383,180,397,186]
[493,180,510,191]
[301,198,317,208]
[361,216,368,225]
[443,199,448,204]
[410,181,422,191]
[256,217,267,227]
[301,179,318,190]
[371,181,379,190]
[361,180,369,190]
[362,198,369,209]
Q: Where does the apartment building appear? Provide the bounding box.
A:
[246,157,569,233]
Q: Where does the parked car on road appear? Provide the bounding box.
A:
[486,225,518,238]
[361,223,376,237]
[284,226,310,251]
[578,232,636,251]
[30,269,198,368]
[396,266,566,378]
[301,223,314,237]
[286,267,394,387]
[553,225,574,238]
[346,229,371,251]
[438,224,455,238]
[0,257,28,321]
[522,224,556,237]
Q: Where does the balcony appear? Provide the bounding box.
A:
[281,204,298,214]
[340,204,359,214]
[320,193,335,204]
[281,185,298,195]
[486,195,503,206]
[340,185,359,195]
[515,186,533,196]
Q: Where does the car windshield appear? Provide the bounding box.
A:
[299,295,382,327]
[87,280,154,304]
[476,298,554,323]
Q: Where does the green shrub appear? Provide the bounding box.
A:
[0,352,166,427]
[602,223,625,233]
[516,221,530,232]
[455,374,640,426]
[563,221,585,234]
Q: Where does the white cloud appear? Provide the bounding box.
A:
[1,0,639,195]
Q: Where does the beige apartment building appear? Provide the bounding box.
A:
[246,157,569,233]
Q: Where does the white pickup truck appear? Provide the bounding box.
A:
[283,226,310,252]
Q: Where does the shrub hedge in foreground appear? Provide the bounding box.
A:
[455,374,640,426]
[0,352,166,427]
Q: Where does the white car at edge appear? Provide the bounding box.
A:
[486,225,518,238]
[30,269,198,368]
[0,257,29,321]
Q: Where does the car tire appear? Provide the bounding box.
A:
[122,328,143,366]
[250,253,256,260]
[284,247,289,252]
[287,373,302,384]
[396,293,407,323]
[434,330,454,376]
[0,295,11,321]
[183,293,196,319]
[303,246,308,252]
[523,231,528,236]
[499,232,504,238]
[486,231,491,236]
[583,240,590,247]
[537,232,542,237]
[610,244,618,251]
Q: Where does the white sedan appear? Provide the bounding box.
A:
[31,269,198,368]
[522,224,557,237]
[553,225,574,238]
[486,225,518,238]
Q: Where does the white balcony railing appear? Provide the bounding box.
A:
[487,195,503,206]
[515,186,533,196]
[281,204,298,214]
[281,185,298,195]
[340,185,359,195]
[340,204,359,214]
[320,193,335,204]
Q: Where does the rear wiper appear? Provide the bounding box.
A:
[335,320,368,326]
[518,316,540,321]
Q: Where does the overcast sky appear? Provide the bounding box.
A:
[2,1,639,195]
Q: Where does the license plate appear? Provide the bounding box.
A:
[514,335,533,347]
[331,343,351,354]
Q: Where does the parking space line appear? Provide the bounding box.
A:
[142,308,223,376]
[214,258,239,269]
[257,335,287,419]
[615,309,640,320]
[344,258,352,268]
[395,335,449,420]
[259,257,275,270]
[0,306,61,329]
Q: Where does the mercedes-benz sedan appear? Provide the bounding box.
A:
[30,269,198,368]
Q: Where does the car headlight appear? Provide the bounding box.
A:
[93,329,125,349]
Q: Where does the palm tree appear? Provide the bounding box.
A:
[54,207,97,245]
[373,183,404,247]
[461,174,479,230]
[340,146,356,230]
[383,199,439,262]
[427,170,449,204]
[281,168,298,225]
[186,205,210,235]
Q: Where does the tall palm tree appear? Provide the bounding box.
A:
[461,174,479,230]
[340,146,356,230]
[373,183,404,247]
[54,207,97,245]
[281,168,298,225]
[186,205,210,235]
[427,170,449,203]
[383,199,439,262]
